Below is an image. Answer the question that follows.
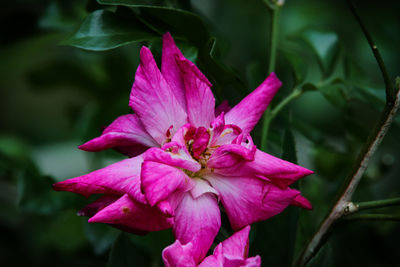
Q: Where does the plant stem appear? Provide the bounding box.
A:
[346,0,395,102]
[343,214,400,222]
[268,2,281,74]
[260,0,283,151]
[356,197,400,211]
[294,2,400,265]
[270,87,302,120]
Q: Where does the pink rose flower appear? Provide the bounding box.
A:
[54,33,313,263]
[163,225,260,267]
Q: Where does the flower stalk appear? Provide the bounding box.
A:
[261,0,283,150]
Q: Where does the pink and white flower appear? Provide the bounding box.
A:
[53,33,313,263]
[163,225,260,267]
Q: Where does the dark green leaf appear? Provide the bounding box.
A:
[98,0,247,97]
[61,9,157,51]
[318,83,348,108]
[303,31,339,75]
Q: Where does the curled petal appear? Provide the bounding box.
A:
[207,174,308,230]
[130,46,187,144]
[144,146,201,172]
[213,124,242,146]
[225,72,282,134]
[141,161,194,206]
[88,194,173,234]
[79,114,158,157]
[207,138,256,169]
[209,113,225,145]
[173,192,221,263]
[191,127,211,159]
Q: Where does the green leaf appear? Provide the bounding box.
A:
[98,0,247,97]
[318,83,348,108]
[108,233,151,267]
[97,0,209,47]
[303,31,339,74]
[61,9,157,51]
[84,222,119,255]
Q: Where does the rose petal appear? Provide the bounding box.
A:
[141,161,194,206]
[209,148,313,188]
[130,46,187,144]
[79,114,158,157]
[225,72,282,134]
[53,155,146,203]
[161,32,187,110]
[176,56,215,128]
[190,178,219,199]
[207,174,304,230]
[77,194,120,217]
[144,145,201,172]
[173,192,221,263]
[162,240,197,267]
[88,194,173,234]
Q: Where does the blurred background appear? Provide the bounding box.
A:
[1,0,399,266]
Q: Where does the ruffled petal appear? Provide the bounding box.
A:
[129,46,187,144]
[88,194,173,234]
[161,32,187,110]
[209,113,225,146]
[224,73,282,134]
[209,148,313,189]
[53,155,146,203]
[144,145,201,172]
[207,174,305,230]
[79,114,158,157]
[141,160,194,206]
[176,56,215,128]
[207,135,256,169]
[173,192,221,263]
[162,240,197,267]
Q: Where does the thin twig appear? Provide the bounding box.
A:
[343,214,400,222]
[346,0,395,102]
[356,197,400,211]
[293,1,400,265]
[294,82,400,267]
